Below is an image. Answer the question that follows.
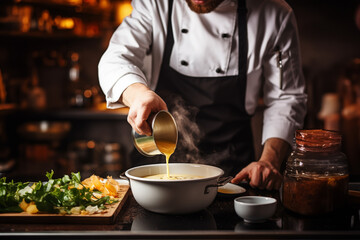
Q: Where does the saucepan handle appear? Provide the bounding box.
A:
[204,176,233,194]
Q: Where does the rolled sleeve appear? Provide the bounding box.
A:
[105,73,147,109]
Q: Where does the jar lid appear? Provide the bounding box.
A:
[296,129,341,151]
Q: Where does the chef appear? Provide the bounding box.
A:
[98,0,307,190]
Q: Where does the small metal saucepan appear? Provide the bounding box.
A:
[121,163,232,214]
[132,110,178,157]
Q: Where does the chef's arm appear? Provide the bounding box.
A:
[97,0,168,134]
[259,137,290,171]
[231,138,290,190]
[120,83,167,136]
[98,0,154,109]
[261,9,307,147]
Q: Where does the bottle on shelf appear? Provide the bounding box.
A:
[67,52,84,108]
[23,68,47,110]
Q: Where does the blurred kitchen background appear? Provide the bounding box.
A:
[0,0,359,181]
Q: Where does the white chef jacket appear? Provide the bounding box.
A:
[98,0,307,145]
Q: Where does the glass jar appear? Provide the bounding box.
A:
[282,129,349,215]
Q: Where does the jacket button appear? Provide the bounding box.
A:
[181,60,188,66]
[221,33,230,38]
[181,28,188,33]
[216,68,224,73]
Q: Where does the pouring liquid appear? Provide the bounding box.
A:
[156,140,176,178]
[144,140,204,180]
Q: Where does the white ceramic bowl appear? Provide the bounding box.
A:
[125,163,224,214]
[234,196,277,223]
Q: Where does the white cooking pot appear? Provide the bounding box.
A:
[124,163,229,214]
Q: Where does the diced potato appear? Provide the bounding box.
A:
[82,174,121,198]
[104,182,117,197]
[107,176,121,192]
[70,206,81,215]
[58,208,67,215]
[26,204,39,214]
[80,210,88,215]
[82,175,105,191]
[19,199,30,212]
[90,175,104,191]
[81,178,92,188]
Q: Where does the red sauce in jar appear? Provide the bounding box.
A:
[282,130,349,215]
[283,174,348,215]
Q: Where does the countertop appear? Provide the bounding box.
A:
[1,183,360,240]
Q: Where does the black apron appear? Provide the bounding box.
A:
[131,0,255,177]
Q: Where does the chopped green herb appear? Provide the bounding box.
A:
[0,170,118,214]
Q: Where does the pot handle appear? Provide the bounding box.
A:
[204,176,233,194]
[119,171,129,181]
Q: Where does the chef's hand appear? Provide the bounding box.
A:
[231,138,290,190]
[120,83,167,136]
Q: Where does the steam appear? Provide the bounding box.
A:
[169,96,202,163]
[169,95,233,174]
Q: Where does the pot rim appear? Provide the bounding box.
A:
[125,163,224,183]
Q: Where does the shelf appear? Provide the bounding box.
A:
[1,0,111,16]
[0,0,114,40]
[0,104,17,117]
[2,107,129,121]
[0,31,103,40]
[0,103,16,111]
[43,108,129,120]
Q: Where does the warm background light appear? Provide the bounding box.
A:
[55,17,75,29]
[115,0,133,24]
